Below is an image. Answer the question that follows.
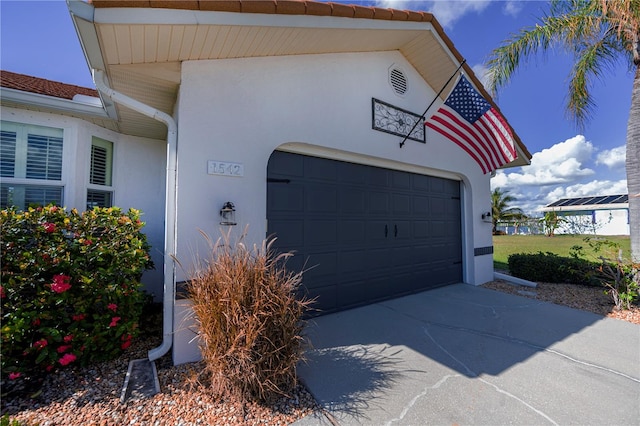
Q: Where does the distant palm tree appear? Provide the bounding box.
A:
[486,0,639,261]
[491,188,525,234]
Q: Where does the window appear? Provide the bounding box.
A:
[86,189,112,210]
[90,137,112,186]
[0,121,64,210]
[87,137,113,209]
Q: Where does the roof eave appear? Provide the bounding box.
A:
[541,203,629,212]
[67,0,119,120]
[68,0,532,162]
[0,87,109,118]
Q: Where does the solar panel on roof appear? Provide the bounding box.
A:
[547,199,567,207]
[578,196,598,205]
[545,194,629,208]
[567,197,590,206]
[597,195,619,204]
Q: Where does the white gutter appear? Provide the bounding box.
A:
[0,87,109,118]
[93,69,177,362]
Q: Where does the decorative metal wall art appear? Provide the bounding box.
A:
[372,98,425,143]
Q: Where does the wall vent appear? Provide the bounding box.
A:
[389,67,408,96]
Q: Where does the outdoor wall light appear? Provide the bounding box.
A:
[481,211,492,222]
[220,201,237,226]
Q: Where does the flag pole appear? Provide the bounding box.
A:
[399,59,467,148]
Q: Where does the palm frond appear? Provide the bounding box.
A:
[486,4,600,95]
[486,0,639,126]
[486,24,556,94]
[568,36,622,127]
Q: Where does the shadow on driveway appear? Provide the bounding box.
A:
[298,284,640,425]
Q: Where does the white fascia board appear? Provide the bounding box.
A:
[499,142,531,169]
[0,87,109,118]
[541,203,629,212]
[94,7,432,31]
[67,0,118,120]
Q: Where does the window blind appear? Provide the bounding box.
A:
[87,189,112,209]
[90,138,113,186]
[90,145,108,185]
[26,134,63,180]
[0,130,17,178]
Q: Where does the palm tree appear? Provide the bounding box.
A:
[491,188,525,234]
[486,0,639,262]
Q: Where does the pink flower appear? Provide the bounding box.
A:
[107,303,118,312]
[51,274,71,293]
[57,345,72,354]
[45,365,54,372]
[58,353,76,366]
[63,334,73,343]
[32,318,41,326]
[121,334,132,350]
[84,239,92,246]
[109,317,121,327]
[43,222,56,233]
[34,339,48,350]
[8,372,21,380]
[72,314,86,321]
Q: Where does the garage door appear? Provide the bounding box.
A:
[267,151,462,315]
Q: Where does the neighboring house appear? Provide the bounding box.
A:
[1,0,531,365]
[542,195,630,236]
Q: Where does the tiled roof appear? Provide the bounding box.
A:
[0,70,98,100]
[90,0,436,24]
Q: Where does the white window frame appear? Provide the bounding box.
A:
[0,120,65,210]
[86,136,114,209]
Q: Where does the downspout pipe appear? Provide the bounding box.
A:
[93,69,177,362]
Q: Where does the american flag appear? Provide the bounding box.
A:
[425,75,516,174]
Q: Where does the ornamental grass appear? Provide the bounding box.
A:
[183,229,313,404]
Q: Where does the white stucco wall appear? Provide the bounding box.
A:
[556,209,630,236]
[595,209,630,235]
[175,51,495,286]
[0,107,167,300]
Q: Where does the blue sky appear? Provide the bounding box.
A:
[1,0,632,215]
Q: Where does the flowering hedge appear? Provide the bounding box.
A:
[1,206,154,382]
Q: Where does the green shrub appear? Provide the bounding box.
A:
[507,251,604,286]
[184,231,313,404]
[584,237,639,310]
[1,414,24,426]
[1,205,154,382]
[598,256,639,310]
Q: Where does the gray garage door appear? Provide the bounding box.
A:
[267,151,462,315]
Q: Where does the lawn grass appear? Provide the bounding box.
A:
[493,234,632,271]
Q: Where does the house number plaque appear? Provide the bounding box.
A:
[207,160,244,177]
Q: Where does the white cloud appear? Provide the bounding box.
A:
[374,0,491,27]
[471,63,490,89]
[494,135,595,188]
[544,180,629,203]
[373,0,413,11]
[596,145,626,169]
[490,135,628,215]
[503,1,524,17]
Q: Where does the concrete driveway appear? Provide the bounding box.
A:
[294,284,640,425]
